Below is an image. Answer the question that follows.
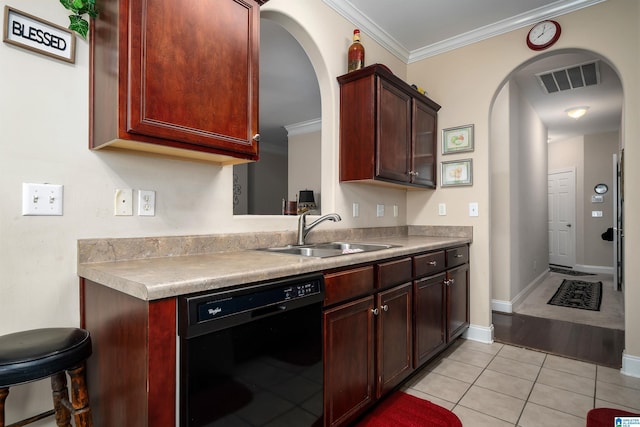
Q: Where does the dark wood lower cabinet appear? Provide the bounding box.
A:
[80,279,176,427]
[323,245,470,426]
[323,297,375,427]
[376,283,413,397]
[323,283,413,427]
[447,263,470,341]
[414,273,446,367]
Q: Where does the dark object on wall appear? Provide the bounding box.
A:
[601,227,614,241]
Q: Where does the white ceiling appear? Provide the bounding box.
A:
[260,0,621,146]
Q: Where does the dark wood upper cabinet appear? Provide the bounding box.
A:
[90,0,261,165]
[337,64,441,189]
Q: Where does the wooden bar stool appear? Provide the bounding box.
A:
[0,328,93,427]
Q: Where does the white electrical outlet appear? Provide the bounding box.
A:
[114,189,133,216]
[592,210,603,217]
[393,205,399,217]
[376,204,384,217]
[22,183,63,216]
[138,190,156,216]
[438,203,446,216]
[352,202,359,217]
[469,202,479,217]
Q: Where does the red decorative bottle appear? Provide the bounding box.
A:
[347,29,365,72]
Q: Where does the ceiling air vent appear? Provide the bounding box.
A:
[536,61,600,94]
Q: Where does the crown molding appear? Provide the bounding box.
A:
[285,118,322,136]
[323,0,606,64]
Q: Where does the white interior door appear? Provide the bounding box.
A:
[548,169,576,267]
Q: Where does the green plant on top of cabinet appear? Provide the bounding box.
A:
[337,64,441,189]
[89,0,261,165]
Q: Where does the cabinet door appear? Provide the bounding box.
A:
[92,0,260,162]
[414,273,446,367]
[376,283,413,398]
[446,264,470,342]
[411,99,437,187]
[324,296,375,427]
[128,0,258,153]
[376,79,411,183]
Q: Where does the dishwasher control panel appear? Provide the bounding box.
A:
[179,273,324,338]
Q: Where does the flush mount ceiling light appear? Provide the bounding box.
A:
[565,106,589,119]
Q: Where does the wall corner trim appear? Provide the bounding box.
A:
[463,324,494,344]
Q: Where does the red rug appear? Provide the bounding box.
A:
[587,408,640,427]
[356,391,462,427]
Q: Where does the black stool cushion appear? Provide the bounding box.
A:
[0,328,92,387]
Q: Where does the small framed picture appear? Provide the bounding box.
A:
[442,124,474,154]
[441,159,473,187]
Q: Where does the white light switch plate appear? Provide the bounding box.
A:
[22,183,63,216]
[469,202,479,217]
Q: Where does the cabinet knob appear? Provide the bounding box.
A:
[381,304,389,312]
[428,261,437,266]
[455,254,463,258]
[408,171,420,176]
[372,308,379,316]
[252,133,260,142]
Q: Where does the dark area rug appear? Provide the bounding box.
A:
[550,266,595,276]
[355,391,462,427]
[548,279,602,311]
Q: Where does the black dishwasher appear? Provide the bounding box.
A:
[178,273,325,427]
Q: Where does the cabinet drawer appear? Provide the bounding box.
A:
[414,251,446,278]
[324,266,374,306]
[446,246,469,268]
[377,258,412,289]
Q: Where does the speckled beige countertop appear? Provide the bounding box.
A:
[77,226,472,301]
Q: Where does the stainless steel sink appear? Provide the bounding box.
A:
[258,242,398,258]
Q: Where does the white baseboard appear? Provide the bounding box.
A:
[463,323,494,344]
[573,264,614,275]
[622,351,640,378]
[491,299,513,313]
[491,269,549,313]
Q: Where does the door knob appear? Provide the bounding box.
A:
[566,224,572,227]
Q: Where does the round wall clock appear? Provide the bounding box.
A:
[526,20,561,51]
[594,183,608,194]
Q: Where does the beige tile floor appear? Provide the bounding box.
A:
[402,339,640,427]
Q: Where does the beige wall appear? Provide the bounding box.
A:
[549,131,618,269]
[1,0,638,421]
[583,132,618,267]
[289,129,322,210]
[406,0,639,373]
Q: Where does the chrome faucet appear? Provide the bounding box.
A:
[297,212,342,245]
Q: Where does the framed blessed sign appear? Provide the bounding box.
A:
[442,124,474,154]
[3,6,76,63]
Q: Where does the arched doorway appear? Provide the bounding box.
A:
[489,49,624,363]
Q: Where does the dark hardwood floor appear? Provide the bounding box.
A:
[493,312,625,368]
